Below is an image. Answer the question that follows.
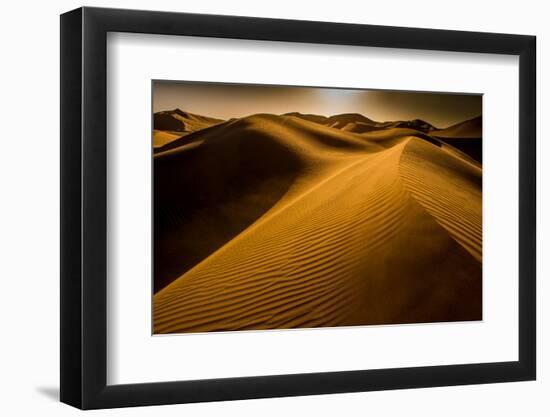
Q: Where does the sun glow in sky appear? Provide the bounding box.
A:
[153,81,482,128]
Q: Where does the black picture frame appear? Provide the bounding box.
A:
[60,6,536,410]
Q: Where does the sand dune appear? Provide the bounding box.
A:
[153,129,184,148]
[154,108,223,131]
[400,138,482,261]
[153,108,223,148]
[284,112,436,133]
[153,112,482,334]
[341,122,387,134]
[377,119,436,133]
[284,112,377,128]
[432,116,482,163]
[153,114,381,292]
[433,115,482,139]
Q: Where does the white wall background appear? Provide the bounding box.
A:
[0,0,545,415]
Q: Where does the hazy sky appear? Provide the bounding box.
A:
[153,81,482,129]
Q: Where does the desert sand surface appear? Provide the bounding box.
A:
[153,111,482,334]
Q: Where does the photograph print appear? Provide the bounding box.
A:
[152,81,482,335]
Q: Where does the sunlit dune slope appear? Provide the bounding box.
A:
[153,129,184,148]
[153,114,482,333]
[154,114,384,292]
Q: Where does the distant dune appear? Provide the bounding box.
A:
[432,116,482,163]
[433,115,482,139]
[153,111,482,334]
[284,112,436,133]
[153,109,223,149]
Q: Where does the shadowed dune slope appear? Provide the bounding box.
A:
[154,114,387,293]
[153,115,482,333]
[285,112,436,133]
[433,116,482,139]
[432,116,482,163]
[153,109,224,149]
[400,138,482,261]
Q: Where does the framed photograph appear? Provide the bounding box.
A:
[60,6,536,409]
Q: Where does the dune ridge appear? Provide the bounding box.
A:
[153,112,482,334]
